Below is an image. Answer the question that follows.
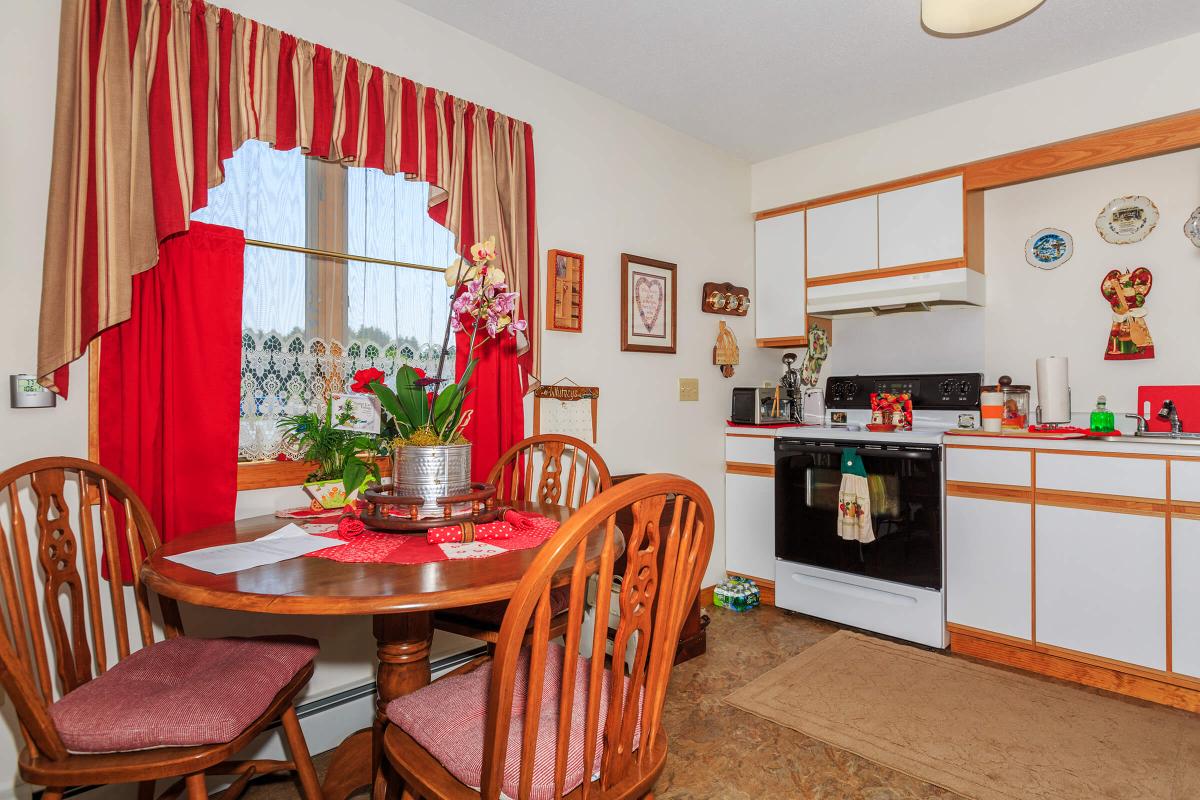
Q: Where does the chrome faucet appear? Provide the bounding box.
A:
[1158,400,1185,436]
[1125,413,1148,434]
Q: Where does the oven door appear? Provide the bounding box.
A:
[774,438,942,590]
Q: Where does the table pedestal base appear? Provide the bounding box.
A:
[320,612,433,800]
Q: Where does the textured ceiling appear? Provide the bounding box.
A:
[395,0,1200,161]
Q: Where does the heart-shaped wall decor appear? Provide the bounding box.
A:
[633,275,664,333]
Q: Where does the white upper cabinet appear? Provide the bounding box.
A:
[806,195,878,279]
[754,211,807,340]
[877,175,964,269]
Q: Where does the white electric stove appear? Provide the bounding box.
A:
[773,372,982,648]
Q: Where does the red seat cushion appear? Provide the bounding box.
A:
[441,585,572,629]
[49,635,318,753]
[387,642,641,800]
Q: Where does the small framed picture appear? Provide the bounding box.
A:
[620,253,677,354]
[330,393,381,434]
[547,249,584,332]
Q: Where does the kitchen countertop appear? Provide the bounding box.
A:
[728,426,1200,457]
[943,431,1200,457]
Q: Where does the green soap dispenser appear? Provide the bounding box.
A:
[1090,395,1115,433]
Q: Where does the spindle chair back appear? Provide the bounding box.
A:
[386,473,714,800]
[0,456,174,762]
[0,457,321,800]
[489,434,612,509]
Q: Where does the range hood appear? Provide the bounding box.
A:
[807,267,985,316]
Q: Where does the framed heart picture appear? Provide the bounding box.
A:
[621,253,677,354]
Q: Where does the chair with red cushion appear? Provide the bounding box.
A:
[0,457,322,800]
[383,473,714,800]
[433,435,612,646]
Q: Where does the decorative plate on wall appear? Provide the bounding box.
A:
[1095,195,1159,244]
[1184,207,1200,248]
[1025,228,1073,269]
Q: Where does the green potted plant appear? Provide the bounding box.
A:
[358,236,526,516]
[277,400,382,509]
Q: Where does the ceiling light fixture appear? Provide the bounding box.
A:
[921,0,1045,36]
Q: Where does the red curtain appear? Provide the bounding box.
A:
[456,330,525,483]
[98,222,244,577]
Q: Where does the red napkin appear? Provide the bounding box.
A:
[427,510,545,544]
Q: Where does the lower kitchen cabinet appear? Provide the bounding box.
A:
[1035,505,1166,671]
[724,472,775,580]
[946,495,1031,640]
[1172,518,1200,679]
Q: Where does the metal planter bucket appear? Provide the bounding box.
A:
[391,443,473,518]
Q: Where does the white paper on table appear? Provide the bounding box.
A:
[165,523,349,574]
[439,541,506,560]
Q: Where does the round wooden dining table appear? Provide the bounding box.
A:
[141,500,622,800]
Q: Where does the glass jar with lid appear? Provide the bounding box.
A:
[994,375,1030,433]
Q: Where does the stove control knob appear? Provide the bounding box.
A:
[958,380,973,396]
[938,379,954,397]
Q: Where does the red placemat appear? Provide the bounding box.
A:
[301,513,560,565]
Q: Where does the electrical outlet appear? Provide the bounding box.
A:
[678,378,699,402]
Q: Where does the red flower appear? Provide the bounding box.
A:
[351,367,385,393]
[414,367,427,379]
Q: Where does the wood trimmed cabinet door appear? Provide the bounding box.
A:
[877,174,964,269]
[724,471,776,581]
[753,211,807,343]
[946,494,1032,640]
[1035,504,1167,671]
[1172,517,1200,679]
[806,195,878,279]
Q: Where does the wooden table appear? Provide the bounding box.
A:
[141,502,621,800]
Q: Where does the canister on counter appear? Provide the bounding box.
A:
[996,375,1030,432]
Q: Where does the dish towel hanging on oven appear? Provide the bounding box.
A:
[837,448,875,543]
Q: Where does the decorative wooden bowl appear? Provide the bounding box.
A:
[359,481,504,533]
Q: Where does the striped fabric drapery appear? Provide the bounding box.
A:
[38,0,538,398]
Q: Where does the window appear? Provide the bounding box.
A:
[193,141,457,461]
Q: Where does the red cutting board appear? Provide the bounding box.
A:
[1137,386,1200,433]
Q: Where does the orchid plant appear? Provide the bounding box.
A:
[358,236,525,447]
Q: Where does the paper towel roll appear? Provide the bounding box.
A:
[1036,356,1071,424]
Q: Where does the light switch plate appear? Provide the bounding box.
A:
[678,378,699,402]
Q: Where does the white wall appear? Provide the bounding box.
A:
[0,1,773,795]
[752,31,1200,212]
[983,148,1200,416]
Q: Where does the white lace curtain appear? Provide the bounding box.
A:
[239,332,449,461]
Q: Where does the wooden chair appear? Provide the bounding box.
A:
[383,473,714,800]
[0,457,322,800]
[433,434,612,645]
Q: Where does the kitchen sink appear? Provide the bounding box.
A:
[1133,431,1200,442]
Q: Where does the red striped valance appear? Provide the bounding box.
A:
[38,0,538,396]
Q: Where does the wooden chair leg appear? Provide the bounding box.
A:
[399,787,418,800]
[43,789,66,800]
[280,705,323,800]
[184,773,208,800]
